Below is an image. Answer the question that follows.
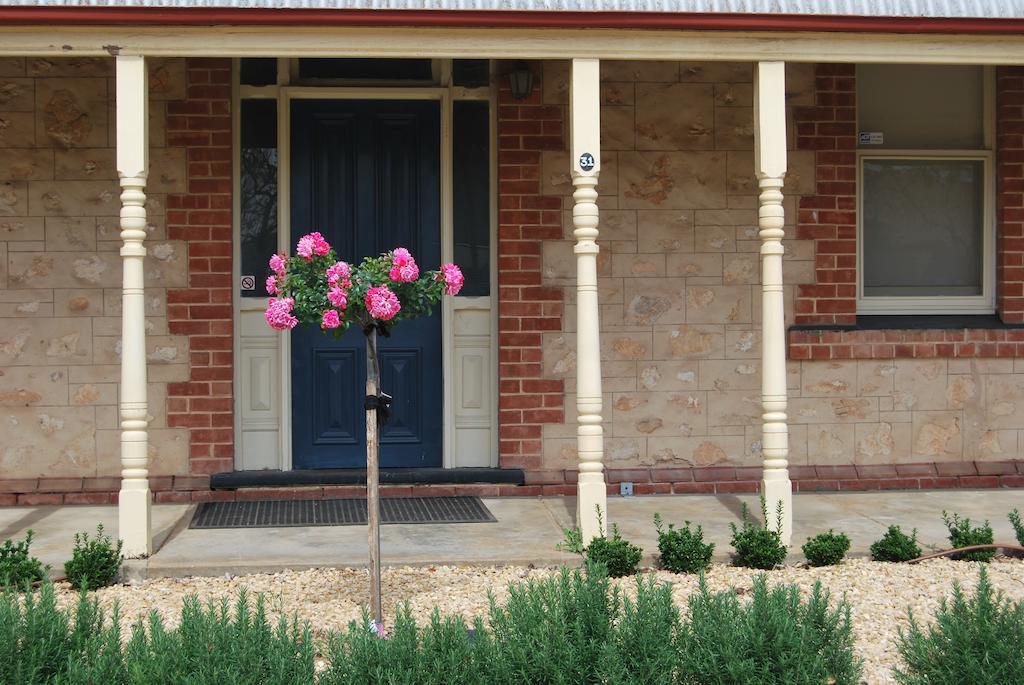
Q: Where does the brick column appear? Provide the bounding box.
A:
[497,62,566,471]
[166,58,235,476]
[998,66,1024,324]
[794,64,857,326]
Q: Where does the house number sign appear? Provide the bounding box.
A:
[578,152,595,171]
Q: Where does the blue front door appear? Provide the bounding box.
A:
[290,99,442,469]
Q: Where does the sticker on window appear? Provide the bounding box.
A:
[859,131,884,145]
[240,275,256,291]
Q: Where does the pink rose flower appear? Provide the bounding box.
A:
[326,261,352,288]
[264,297,297,331]
[269,253,287,276]
[365,285,401,321]
[321,309,341,329]
[440,263,464,296]
[296,231,330,260]
[312,232,331,256]
[296,235,315,260]
[389,262,419,283]
[389,247,419,283]
[327,286,348,309]
[265,275,278,295]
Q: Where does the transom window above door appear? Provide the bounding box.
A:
[856,64,994,315]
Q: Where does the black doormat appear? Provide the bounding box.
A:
[190,496,496,529]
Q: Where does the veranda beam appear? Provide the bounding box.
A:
[753,61,793,546]
[116,55,152,558]
[0,26,1023,65]
[570,58,607,542]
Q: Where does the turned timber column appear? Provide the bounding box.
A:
[116,55,152,557]
[571,58,607,542]
[754,61,792,546]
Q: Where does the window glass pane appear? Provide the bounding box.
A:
[240,58,277,86]
[240,99,278,298]
[453,60,490,88]
[453,100,491,297]
[298,58,433,82]
[857,65,983,149]
[862,159,984,297]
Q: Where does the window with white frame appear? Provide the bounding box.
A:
[856,64,994,314]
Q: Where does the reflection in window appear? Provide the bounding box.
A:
[453,100,490,296]
[863,159,984,297]
[240,99,278,297]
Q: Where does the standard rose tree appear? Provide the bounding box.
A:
[264,233,462,335]
[264,233,463,625]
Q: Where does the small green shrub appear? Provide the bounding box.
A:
[64,524,124,591]
[1009,509,1024,547]
[942,510,996,562]
[895,567,1024,685]
[729,499,787,570]
[802,530,851,567]
[653,513,714,574]
[0,530,48,589]
[558,507,643,578]
[677,575,863,685]
[870,525,921,562]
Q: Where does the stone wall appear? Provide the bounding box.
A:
[0,56,194,503]
[525,60,1024,491]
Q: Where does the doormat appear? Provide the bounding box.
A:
[189,496,496,529]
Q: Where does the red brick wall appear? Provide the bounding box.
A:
[496,62,566,471]
[998,66,1024,324]
[165,58,235,477]
[794,64,858,326]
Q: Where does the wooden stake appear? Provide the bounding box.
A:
[365,326,383,624]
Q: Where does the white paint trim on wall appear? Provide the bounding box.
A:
[2,26,1024,64]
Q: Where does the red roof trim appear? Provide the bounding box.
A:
[0,7,1022,34]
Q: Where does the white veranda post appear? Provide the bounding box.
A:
[754,61,793,546]
[116,55,152,557]
[570,58,607,542]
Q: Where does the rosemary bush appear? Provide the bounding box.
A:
[125,589,314,685]
[896,567,1024,685]
[653,513,714,574]
[677,575,862,685]
[0,583,123,685]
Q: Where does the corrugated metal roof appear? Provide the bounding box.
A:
[3,0,1023,20]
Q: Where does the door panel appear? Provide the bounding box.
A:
[290,99,442,469]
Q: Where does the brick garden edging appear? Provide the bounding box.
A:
[2,460,1020,504]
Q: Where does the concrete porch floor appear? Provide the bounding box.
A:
[1,490,1022,579]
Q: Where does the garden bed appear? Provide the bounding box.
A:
[47,557,1023,685]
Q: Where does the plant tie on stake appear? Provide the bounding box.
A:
[364,392,392,426]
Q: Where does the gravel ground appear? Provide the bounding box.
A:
[51,557,1024,685]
